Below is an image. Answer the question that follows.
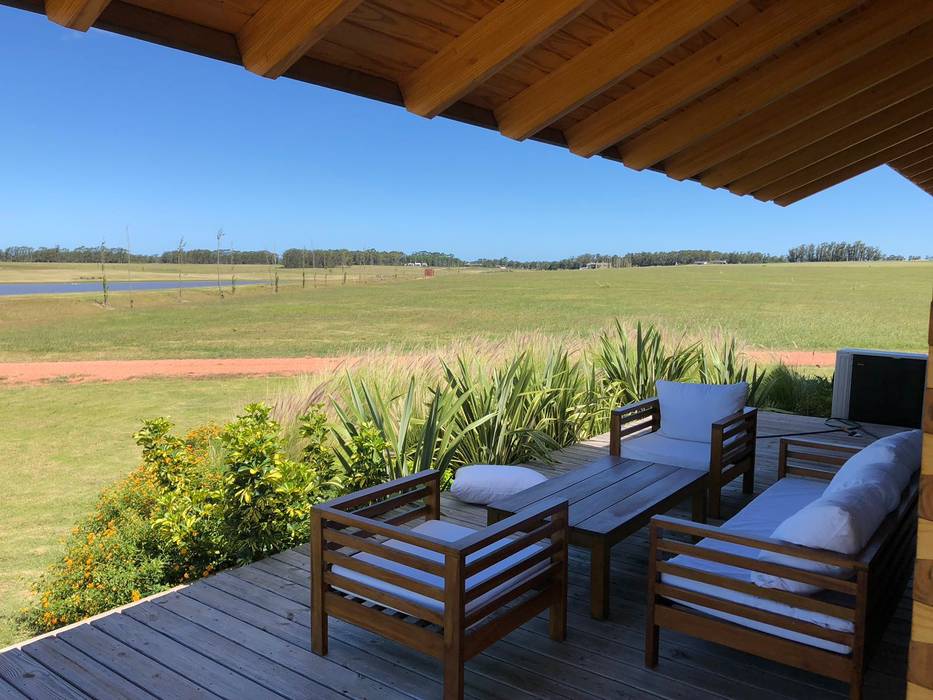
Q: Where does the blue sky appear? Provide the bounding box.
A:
[1,6,931,260]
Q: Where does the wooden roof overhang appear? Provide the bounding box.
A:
[6,0,933,204]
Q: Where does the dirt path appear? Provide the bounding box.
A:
[0,350,836,386]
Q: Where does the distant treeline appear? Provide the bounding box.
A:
[474,250,782,269]
[280,248,462,268]
[785,240,915,262]
[0,246,277,265]
[1,241,923,267]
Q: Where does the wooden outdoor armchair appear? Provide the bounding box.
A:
[609,397,758,518]
[645,438,918,700]
[310,469,569,700]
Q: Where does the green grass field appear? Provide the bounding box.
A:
[0,374,297,647]
[1,261,930,361]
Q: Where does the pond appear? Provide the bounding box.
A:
[0,280,261,296]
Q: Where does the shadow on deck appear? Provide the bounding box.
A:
[0,412,912,699]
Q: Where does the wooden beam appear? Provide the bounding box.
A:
[564,0,861,159]
[618,1,933,171]
[709,61,933,192]
[493,0,744,141]
[774,130,933,206]
[727,81,933,195]
[754,110,933,201]
[237,0,363,79]
[45,0,110,30]
[401,0,596,119]
[665,20,933,180]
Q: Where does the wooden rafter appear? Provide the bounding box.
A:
[664,21,933,180]
[401,0,596,119]
[237,0,363,79]
[618,1,933,172]
[494,0,744,142]
[754,110,933,201]
[45,0,110,31]
[774,131,933,206]
[732,88,933,195]
[708,61,933,192]
[564,0,861,159]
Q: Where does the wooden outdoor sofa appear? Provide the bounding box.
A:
[310,469,569,700]
[645,437,919,700]
[610,396,758,518]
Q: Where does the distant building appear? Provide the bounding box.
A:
[580,262,611,270]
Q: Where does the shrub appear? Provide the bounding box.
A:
[757,365,833,417]
[21,466,165,632]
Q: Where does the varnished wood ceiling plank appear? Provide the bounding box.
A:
[899,157,933,178]
[708,60,933,192]
[46,0,111,30]
[663,18,933,180]
[752,109,933,201]
[237,0,364,79]
[772,128,933,206]
[618,0,933,172]
[889,145,933,171]
[493,0,746,141]
[730,86,933,195]
[564,0,861,158]
[402,0,598,118]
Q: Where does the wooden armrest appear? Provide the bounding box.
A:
[778,438,860,480]
[323,470,440,510]
[710,407,756,469]
[650,515,866,571]
[314,504,455,554]
[612,397,660,416]
[610,398,660,455]
[454,497,568,557]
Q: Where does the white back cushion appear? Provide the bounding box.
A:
[752,483,889,594]
[450,464,547,505]
[825,461,902,512]
[874,430,922,482]
[656,380,747,443]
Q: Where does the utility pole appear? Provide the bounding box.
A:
[177,237,186,303]
[216,228,225,299]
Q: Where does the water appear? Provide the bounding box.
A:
[0,280,261,297]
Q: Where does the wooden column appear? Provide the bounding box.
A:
[908,297,933,697]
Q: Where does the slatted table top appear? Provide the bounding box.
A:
[486,457,707,538]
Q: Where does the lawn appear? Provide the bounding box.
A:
[0,374,296,647]
[0,261,930,361]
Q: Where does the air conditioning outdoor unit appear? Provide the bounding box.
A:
[831,348,927,428]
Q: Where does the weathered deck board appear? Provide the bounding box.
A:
[0,412,911,699]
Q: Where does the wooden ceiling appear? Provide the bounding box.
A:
[10,0,933,204]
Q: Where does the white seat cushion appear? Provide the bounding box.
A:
[825,460,903,512]
[659,477,853,654]
[450,464,547,505]
[330,519,547,618]
[620,432,710,471]
[656,380,747,443]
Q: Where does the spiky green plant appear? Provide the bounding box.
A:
[596,321,701,405]
[699,337,766,406]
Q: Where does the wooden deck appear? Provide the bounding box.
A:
[0,412,913,699]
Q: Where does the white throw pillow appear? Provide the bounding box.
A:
[450,465,547,505]
[874,430,922,482]
[656,380,747,443]
[752,483,889,594]
[825,461,903,512]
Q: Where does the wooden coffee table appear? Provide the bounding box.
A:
[486,456,707,620]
